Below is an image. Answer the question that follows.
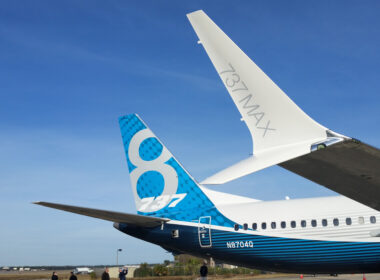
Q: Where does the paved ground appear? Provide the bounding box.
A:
[0,272,377,280]
[251,275,378,280]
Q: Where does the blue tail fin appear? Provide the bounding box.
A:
[119,114,233,225]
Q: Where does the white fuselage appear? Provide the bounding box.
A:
[202,187,380,242]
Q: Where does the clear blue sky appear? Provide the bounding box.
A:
[1,0,379,266]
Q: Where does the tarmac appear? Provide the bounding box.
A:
[0,271,378,280]
[252,275,380,280]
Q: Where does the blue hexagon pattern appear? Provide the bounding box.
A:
[118,114,236,227]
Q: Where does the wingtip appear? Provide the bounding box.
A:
[186,10,204,18]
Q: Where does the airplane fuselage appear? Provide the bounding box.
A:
[115,195,380,274]
[34,9,380,275]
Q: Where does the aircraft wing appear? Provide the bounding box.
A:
[280,139,380,211]
[187,10,343,180]
[33,201,169,227]
[187,10,380,211]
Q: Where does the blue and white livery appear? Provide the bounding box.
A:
[118,114,235,227]
[115,113,380,274]
[35,10,380,274]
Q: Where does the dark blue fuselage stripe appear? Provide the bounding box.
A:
[118,222,380,273]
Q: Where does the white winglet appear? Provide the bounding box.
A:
[187,10,347,184]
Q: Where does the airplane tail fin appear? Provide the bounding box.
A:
[118,114,233,225]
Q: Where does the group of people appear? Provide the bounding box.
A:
[50,271,77,280]
[50,262,207,280]
[98,263,208,280]
[50,267,127,280]
[100,262,208,280]
[100,267,128,280]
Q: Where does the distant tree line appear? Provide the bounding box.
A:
[134,258,261,277]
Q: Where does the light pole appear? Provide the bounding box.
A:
[116,249,122,267]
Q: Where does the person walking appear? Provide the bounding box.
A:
[69,271,77,280]
[200,261,208,280]
[51,271,58,280]
[102,267,110,280]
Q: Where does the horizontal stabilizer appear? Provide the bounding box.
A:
[33,201,168,227]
